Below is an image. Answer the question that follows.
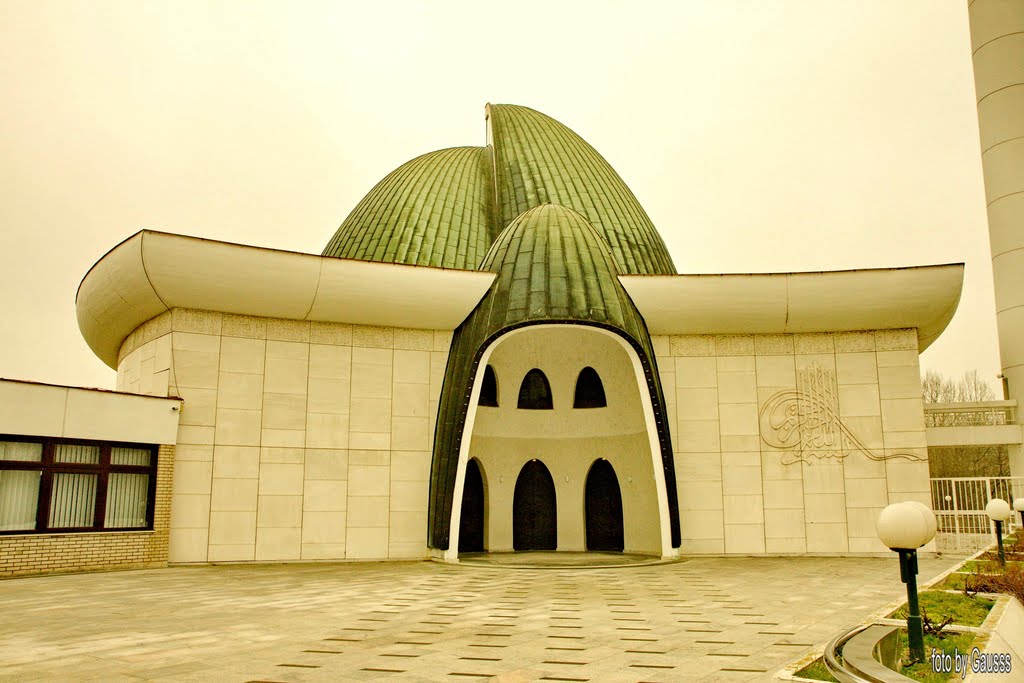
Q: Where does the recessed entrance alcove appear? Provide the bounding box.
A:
[448,324,672,559]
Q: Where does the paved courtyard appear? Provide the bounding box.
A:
[0,555,957,682]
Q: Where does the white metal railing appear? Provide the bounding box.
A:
[930,476,1024,554]
[924,400,1017,428]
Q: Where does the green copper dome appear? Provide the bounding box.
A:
[427,204,681,551]
[486,104,675,275]
[321,106,681,553]
[322,146,495,270]
[322,105,677,275]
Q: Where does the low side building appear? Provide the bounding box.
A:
[0,379,180,577]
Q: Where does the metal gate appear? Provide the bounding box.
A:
[930,477,1024,554]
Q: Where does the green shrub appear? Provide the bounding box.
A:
[970,562,1024,605]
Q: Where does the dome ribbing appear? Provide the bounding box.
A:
[322,105,677,275]
[486,104,676,275]
[322,146,494,270]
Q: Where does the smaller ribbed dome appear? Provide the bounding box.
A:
[427,203,680,551]
[322,146,494,270]
[476,204,630,328]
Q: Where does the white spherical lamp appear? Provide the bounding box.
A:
[877,502,930,550]
[1013,498,1024,513]
[986,498,1012,522]
[905,501,937,545]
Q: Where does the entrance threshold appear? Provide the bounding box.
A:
[451,551,685,569]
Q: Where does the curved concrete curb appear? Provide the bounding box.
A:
[775,545,997,681]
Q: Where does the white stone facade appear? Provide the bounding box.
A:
[654,329,930,555]
[117,308,933,561]
[116,308,450,563]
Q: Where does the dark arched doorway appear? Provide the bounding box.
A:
[585,459,624,551]
[459,459,485,552]
[513,460,557,550]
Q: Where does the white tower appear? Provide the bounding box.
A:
[967,3,1024,428]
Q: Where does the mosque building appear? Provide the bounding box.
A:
[0,104,964,577]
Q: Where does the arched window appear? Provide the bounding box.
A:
[517,369,553,410]
[479,365,498,407]
[573,366,607,408]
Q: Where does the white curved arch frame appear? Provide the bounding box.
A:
[444,324,675,561]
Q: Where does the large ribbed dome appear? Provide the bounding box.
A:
[322,146,494,270]
[322,105,677,275]
[486,104,675,275]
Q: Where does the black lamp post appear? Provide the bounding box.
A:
[876,501,936,665]
[987,498,1012,567]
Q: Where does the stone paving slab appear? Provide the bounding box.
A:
[0,555,956,682]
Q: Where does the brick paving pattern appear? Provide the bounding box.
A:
[0,555,955,682]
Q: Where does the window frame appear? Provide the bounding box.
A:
[0,435,158,535]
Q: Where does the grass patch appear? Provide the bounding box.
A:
[901,631,975,682]
[933,573,972,591]
[887,591,994,627]
[794,657,838,682]
[961,559,1022,574]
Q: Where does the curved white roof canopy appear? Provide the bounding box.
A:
[619,263,964,352]
[77,231,497,369]
[78,231,964,369]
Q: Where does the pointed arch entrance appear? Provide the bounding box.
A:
[458,458,485,552]
[438,324,677,561]
[513,460,557,550]
[585,458,624,551]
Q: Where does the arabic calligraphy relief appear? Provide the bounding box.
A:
[759,363,924,466]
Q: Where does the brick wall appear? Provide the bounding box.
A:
[0,444,175,579]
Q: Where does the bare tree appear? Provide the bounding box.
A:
[922,369,1007,477]
[928,445,1009,478]
[921,369,952,403]
[921,369,995,403]
[958,369,996,402]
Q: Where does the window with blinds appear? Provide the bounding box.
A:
[0,438,157,534]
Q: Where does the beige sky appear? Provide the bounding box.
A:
[0,0,999,392]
